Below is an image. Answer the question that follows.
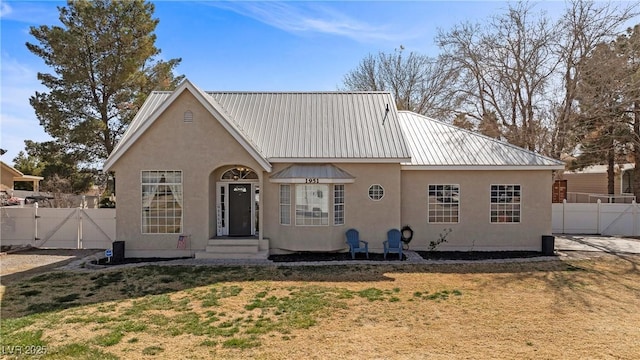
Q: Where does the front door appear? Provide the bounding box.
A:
[228,183,252,236]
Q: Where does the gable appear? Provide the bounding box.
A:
[104,80,271,172]
[104,80,413,172]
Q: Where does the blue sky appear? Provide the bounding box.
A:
[0,1,571,166]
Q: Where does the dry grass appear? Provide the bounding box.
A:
[1,254,640,359]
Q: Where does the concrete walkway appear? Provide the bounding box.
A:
[554,234,640,254]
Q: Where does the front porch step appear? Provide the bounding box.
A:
[207,239,259,246]
[195,250,269,260]
[205,244,259,253]
[194,237,270,260]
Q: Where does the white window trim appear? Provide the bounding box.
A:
[427,184,460,224]
[280,184,291,226]
[489,184,522,224]
[141,170,183,234]
[368,184,384,201]
[295,184,330,226]
[333,184,345,226]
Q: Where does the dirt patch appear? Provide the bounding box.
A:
[0,248,100,283]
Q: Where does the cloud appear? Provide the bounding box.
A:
[0,1,12,18]
[208,1,401,43]
[0,1,61,24]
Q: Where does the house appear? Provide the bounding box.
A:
[560,163,635,202]
[103,80,564,258]
[1,160,43,193]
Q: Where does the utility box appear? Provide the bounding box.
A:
[113,241,125,263]
[541,235,554,256]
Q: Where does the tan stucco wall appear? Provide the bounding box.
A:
[262,163,402,253]
[401,170,553,251]
[110,90,263,257]
[1,166,16,190]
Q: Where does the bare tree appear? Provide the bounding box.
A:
[342,47,459,119]
[437,2,559,152]
[552,0,638,159]
[573,41,633,194]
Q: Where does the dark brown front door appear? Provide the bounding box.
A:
[229,183,252,236]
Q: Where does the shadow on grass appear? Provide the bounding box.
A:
[1,255,583,320]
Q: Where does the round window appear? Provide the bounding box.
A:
[368,184,384,201]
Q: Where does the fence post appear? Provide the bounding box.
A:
[34,202,39,245]
[634,200,638,236]
[597,199,601,234]
[562,199,566,234]
[77,208,82,249]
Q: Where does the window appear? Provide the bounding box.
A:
[490,184,521,223]
[334,184,345,225]
[295,184,329,226]
[280,184,291,225]
[428,184,460,223]
[142,170,183,234]
[368,184,384,201]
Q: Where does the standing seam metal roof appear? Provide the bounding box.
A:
[207,91,411,160]
[397,111,564,167]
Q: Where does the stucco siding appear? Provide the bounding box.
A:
[401,170,553,251]
[110,91,263,256]
[1,166,16,190]
[263,163,402,253]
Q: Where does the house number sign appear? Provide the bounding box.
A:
[305,178,319,184]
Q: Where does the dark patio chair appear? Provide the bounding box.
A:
[345,229,369,259]
[384,229,403,260]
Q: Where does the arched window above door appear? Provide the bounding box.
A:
[221,167,258,181]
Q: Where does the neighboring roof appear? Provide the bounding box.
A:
[1,161,23,177]
[15,174,44,181]
[269,164,355,183]
[103,79,412,171]
[565,163,634,174]
[397,111,565,170]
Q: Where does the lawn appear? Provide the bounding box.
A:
[1,255,639,359]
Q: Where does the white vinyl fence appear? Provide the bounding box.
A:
[553,200,640,236]
[1,206,115,249]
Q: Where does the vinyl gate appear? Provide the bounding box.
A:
[552,200,640,236]
[1,207,115,249]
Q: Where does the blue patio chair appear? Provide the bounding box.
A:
[384,229,403,260]
[345,229,369,259]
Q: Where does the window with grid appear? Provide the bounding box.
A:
[295,184,329,226]
[428,184,460,223]
[334,184,345,225]
[490,184,521,223]
[280,184,291,225]
[368,184,384,201]
[141,170,183,234]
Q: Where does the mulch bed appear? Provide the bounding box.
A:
[269,252,406,262]
[92,257,191,266]
[416,251,547,260]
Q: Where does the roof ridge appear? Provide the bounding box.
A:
[206,90,392,95]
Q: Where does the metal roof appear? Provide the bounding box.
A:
[105,81,412,171]
[270,164,355,183]
[208,91,411,161]
[397,111,565,169]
